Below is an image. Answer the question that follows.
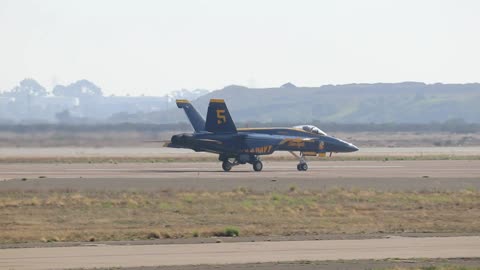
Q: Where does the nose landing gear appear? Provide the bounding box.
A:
[296,163,308,171]
[289,151,309,171]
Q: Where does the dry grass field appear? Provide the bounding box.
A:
[1,188,479,244]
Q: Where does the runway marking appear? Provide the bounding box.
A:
[0,237,479,270]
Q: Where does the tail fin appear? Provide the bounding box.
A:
[205,99,237,133]
[176,99,205,132]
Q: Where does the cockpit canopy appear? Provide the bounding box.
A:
[293,125,327,136]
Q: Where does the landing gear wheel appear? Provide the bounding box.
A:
[222,161,232,172]
[253,160,263,172]
[297,163,308,171]
[301,163,308,171]
[290,151,309,171]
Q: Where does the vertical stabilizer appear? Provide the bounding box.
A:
[205,99,237,133]
[176,99,206,132]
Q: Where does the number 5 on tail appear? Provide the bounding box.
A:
[216,109,226,124]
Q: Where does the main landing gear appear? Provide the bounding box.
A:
[222,160,233,172]
[252,160,263,171]
[220,154,263,172]
[289,151,308,171]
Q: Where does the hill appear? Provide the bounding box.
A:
[149,82,480,124]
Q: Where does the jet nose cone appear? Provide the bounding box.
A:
[347,143,359,152]
[334,138,359,152]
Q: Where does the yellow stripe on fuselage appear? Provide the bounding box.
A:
[176,99,190,104]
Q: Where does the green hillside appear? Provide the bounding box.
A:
[143,82,480,124]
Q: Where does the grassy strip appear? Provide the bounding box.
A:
[384,267,480,270]
[0,154,479,164]
[0,188,479,243]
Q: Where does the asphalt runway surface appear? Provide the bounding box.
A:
[1,160,479,191]
[1,236,479,270]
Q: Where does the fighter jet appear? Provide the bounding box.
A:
[166,99,358,171]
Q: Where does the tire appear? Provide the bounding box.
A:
[222,161,232,172]
[301,163,308,171]
[253,160,263,172]
[297,164,302,171]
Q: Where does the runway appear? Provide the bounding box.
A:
[1,236,479,270]
[1,160,479,191]
[3,160,480,179]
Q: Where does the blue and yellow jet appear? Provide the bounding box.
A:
[167,99,358,171]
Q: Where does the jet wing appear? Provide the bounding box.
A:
[161,138,222,148]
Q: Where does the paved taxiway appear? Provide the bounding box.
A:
[1,236,479,270]
[1,160,479,191]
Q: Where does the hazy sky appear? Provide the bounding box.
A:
[1,0,479,96]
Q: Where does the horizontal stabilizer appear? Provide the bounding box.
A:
[197,139,223,144]
[163,141,184,148]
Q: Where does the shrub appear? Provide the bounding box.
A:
[147,231,160,239]
[223,227,239,237]
[213,227,240,237]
